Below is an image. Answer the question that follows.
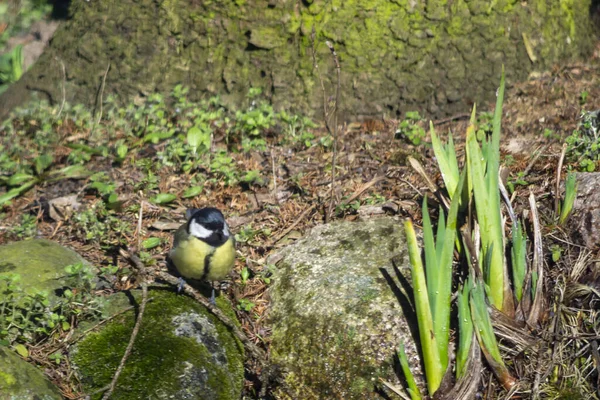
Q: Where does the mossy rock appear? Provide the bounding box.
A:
[70,289,244,400]
[0,346,62,400]
[269,217,419,399]
[0,239,90,301]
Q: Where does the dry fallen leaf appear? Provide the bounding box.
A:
[48,195,80,221]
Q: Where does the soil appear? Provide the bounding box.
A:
[3,44,600,399]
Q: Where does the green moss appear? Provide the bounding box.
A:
[1,0,596,123]
[72,290,244,399]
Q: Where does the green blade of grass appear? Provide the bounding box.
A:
[470,279,517,390]
[422,197,438,315]
[456,280,473,379]
[430,122,459,198]
[511,221,527,302]
[0,180,37,207]
[433,170,466,372]
[559,171,577,224]
[484,69,506,310]
[404,219,443,396]
[466,72,506,310]
[470,281,502,364]
[398,344,423,400]
[435,206,446,263]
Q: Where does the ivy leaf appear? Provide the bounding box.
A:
[151,193,177,205]
[14,344,28,358]
[182,186,203,198]
[142,237,162,249]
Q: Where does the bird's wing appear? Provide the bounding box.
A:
[172,223,188,249]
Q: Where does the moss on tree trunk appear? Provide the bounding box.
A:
[0,0,596,121]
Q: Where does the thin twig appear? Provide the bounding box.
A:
[56,57,66,119]
[337,175,386,209]
[268,204,316,246]
[555,143,568,217]
[499,178,518,227]
[310,27,329,132]
[91,62,110,138]
[97,62,110,126]
[101,282,148,400]
[527,190,545,328]
[137,199,144,250]
[326,40,341,221]
[271,148,277,198]
[432,112,470,126]
[60,301,153,350]
[378,378,411,400]
[523,144,549,177]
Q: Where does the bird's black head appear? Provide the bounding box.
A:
[187,207,230,246]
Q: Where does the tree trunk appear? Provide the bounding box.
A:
[0,0,596,121]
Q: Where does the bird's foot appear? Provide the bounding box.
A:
[177,277,186,293]
[209,288,217,305]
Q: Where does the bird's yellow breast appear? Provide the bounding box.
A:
[170,235,235,282]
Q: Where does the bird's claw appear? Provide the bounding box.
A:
[177,277,186,293]
[209,288,217,305]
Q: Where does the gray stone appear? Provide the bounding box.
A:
[571,172,600,250]
[0,346,62,400]
[269,217,419,399]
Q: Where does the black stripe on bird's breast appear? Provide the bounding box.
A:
[201,252,214,281]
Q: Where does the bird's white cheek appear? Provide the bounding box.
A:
[189,221,212,239]
[223,223,230,237]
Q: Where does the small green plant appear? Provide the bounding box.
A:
[401,172,464,396]
[559,171,577,224]
[364,193,386,205]
[241,170,264,186]
[401,71,520,396]
[150,193,177,205]
[88,172,118,205]
[335,199,361,213]
[395,111,426,145]
[237,298,255,312]
[72,203,132,247]
[240,267,250,285]
[210,151,239,186]
[543,128,560,140]
[142,237,162,250]
[580,90,589,105]
[235,225,271,244]
[0,45,24,94]
[10,213,38,239]
[506,171,529,193]
[565,111,600,171]
[0,262,103,345]
[279,111,317,148]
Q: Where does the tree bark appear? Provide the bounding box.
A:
[0,0,596,121]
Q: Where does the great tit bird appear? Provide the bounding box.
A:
[169,207,236,303]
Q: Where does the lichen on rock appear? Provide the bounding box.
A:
[269,216,420,399]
